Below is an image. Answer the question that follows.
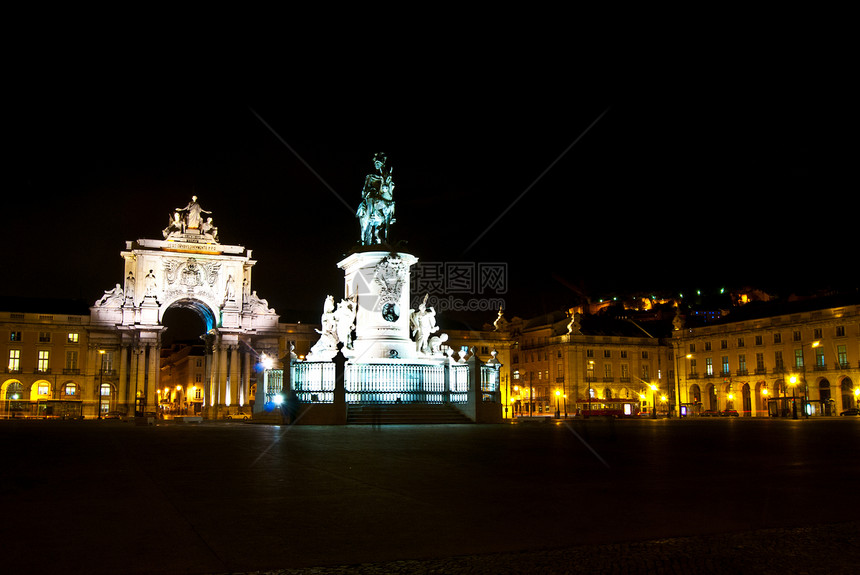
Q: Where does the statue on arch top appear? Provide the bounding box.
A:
[176,195,211,230]
[356,153,396,245]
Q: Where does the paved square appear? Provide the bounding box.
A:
[1,418,858,574]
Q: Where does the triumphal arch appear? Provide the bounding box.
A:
[88,197,280,419]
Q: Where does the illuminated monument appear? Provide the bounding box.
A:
[89,197,281,419]
[281,154,502,424]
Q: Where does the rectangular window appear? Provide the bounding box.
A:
[689,343,696,353]
[705,358,714,376]
[621,364,629,379]
[793,330,802,342]
[721,356,730,375]
[195,373,202,383]
[604,364,612,379]
[101,352,114,373]
[813,328,822,340]
[737,337,745,348]
[815,348,825,368]
[837,345,848,367]
[68,332,79,343]
[64,383,76,396]
[66,350,78,370]
[642,365,650,380]
[756,353,765,372]
[604,349,611,358]
[755,335,763,346]
[774,333,782,344]
[620,350,628,359]
[836,326,845,337]
[721,340,728,349]
[37,350,50,372]
[794,349,804,369]
[8,349,21,372]
[738,354,747,373]
[10,331,22,342]
[774,351,784,370]
[642,351,649,359]
[39,332,52,343]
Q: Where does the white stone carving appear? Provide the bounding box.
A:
[410,293,439,355]
[95,284,124,308]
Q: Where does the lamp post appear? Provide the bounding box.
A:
[789,375,799,419]
[555,389,561,419]
[761,386,769,417]
[649,383,658,419]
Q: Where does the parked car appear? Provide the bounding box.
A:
[701,410,721,417]
[226,412,249,420]
[721,409,739,417]
[839,408,860,416]
[104,411,125,420]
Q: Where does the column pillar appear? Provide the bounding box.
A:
[118,344,130,414]
[242,349,251,408]
[229,345,241,407]
[148,343,161,413]
[218,345,229,408]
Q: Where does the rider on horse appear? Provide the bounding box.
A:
[357,153,396,245]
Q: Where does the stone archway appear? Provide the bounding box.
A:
[87,197,282,419]
[707,383,717,411]
[840,377,855,412]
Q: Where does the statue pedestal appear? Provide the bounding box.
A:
[221,300,240,328]
[139,297,160,325]
[338,250,418,361]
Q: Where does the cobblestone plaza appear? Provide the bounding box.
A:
[2,417,857,574]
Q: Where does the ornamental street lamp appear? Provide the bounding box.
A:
[555,389,561,419]
[649,383,658,419]
[789,375,799,419]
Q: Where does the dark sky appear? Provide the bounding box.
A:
[5,62,850,326]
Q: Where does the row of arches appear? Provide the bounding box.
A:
[2,379,120,417]
[687,376,856,416]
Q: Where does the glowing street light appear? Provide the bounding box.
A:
[649,383,658,419]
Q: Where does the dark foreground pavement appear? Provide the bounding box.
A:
[1,417,858,574]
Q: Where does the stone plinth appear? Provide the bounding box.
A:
[338,250,418,361]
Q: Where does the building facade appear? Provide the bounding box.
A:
[674,295,860,417]
[2,304,102,418]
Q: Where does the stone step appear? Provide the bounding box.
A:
[347,403,472,425]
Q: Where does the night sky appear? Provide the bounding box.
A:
[5,62,849,328]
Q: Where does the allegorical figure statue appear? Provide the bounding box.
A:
[334,296,358,350]
[410,294,439,355]
[144,269,158,298]
[95,284,124,308]
[356,153,396,245]
[308,295,339,360]
[125,271,136,302]
[176,195,211,230]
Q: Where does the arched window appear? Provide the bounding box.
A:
[63,383,78,397]
[5,381,23,400]
[841,377,855,410]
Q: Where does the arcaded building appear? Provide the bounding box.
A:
[673,293,860,417]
